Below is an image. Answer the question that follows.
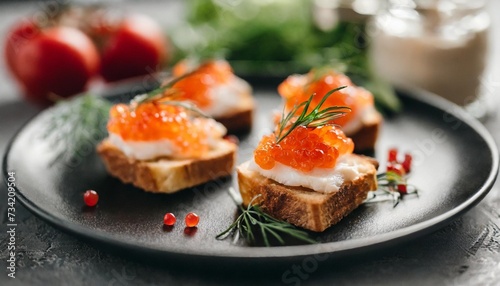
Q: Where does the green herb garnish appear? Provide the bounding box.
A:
[42,94,111,165]
[177,1,401,112]
[276,87,351,143]
[216,195,316,246]
[131,70,196,107]
[157,100,210,118]
[129,68,211,119]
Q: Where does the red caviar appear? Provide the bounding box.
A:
[254,125,354,172]
[278,69,374,127]
[185,212,199,227]
[169,60,234,108]
[107,102,221,158]
[163,213,176,226]
[83,190,99,207]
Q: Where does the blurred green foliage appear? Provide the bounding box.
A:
[170,0,400,112]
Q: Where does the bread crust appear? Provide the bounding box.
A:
[237,155,378,232]
[215,93,254,134]
[97,139,237,194]
[161,75,255,134]
[349,108,382,152]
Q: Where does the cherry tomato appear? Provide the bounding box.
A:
[4,19,39,79]
[99,15,168,82]
[6,24,99,104]
[5,8,167,104]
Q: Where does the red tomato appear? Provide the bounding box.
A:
[4,19,39,79]
[99,15,167,82]
[17,27,100,103]
[5,24,99,104]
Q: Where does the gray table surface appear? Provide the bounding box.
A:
[1,1,500,285]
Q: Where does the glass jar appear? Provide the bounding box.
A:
[370,0,490,117]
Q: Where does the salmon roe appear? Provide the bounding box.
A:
[83,190,99,207]
[168,60,234,108]
[107,101,221,158]
[254,125,354,172]
[278,69,374,127]
[163,213,176,226]
[185,212,200,227]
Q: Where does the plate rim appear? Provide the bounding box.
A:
[3,86,499,261]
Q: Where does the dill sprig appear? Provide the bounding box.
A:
[216,195,316,246]
[365,171,418,207]
[276,87,351,143]
[41,94,111,165]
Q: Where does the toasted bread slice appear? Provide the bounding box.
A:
[215,92,254,134]
[237,155,378,232]
[97,139,237,194]
[161,75,254,134]
[348,108,382,152]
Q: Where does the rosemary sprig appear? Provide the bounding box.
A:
[276,87,351,143]
[157,100,210,118]
[131,70,196,107]
[365,171,418,207]
[41,94,111,165]
[216,195,317,246]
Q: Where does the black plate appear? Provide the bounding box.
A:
[3,86,499,263]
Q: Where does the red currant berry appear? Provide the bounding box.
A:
[387,162,395,172]
[185,212,199,227]
[83,190,99,207]
[402,153,413,173]
[163,213,176,226]
[387,162,406,176]
[397,184,408,194]
[388,148,398,163]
